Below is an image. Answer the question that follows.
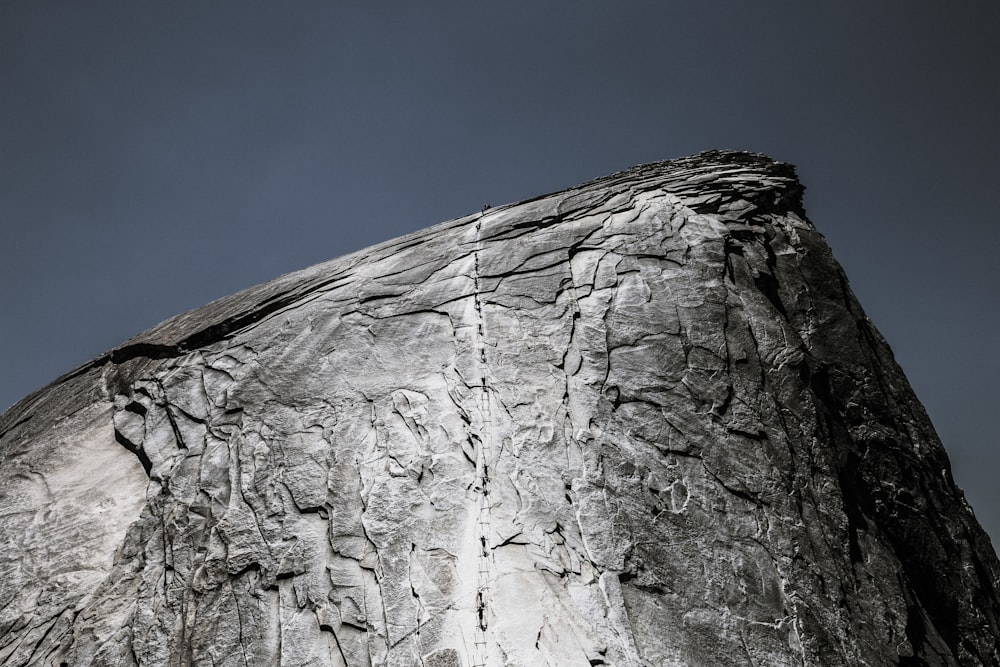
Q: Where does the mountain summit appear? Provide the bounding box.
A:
[1,151,997,665]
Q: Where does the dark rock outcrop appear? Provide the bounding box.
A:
[1,151,997,665]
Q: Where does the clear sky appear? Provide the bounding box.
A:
[1,2,997,543]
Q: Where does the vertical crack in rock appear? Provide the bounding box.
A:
[1,150,998,666]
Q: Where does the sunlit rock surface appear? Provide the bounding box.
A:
[1,151,998,666]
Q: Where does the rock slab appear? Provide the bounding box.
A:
[1,151,998,665]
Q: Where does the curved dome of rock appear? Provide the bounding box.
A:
[1,151,998,666]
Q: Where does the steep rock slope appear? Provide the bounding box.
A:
[1,151,997,666]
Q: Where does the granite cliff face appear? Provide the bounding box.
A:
[1,151,998,666]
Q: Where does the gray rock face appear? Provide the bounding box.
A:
[1,151,998,666]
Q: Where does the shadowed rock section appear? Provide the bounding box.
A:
[1,151,998,665]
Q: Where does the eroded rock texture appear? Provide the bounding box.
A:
[1,151,998,666]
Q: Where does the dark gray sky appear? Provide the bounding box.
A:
[2,2,997,543]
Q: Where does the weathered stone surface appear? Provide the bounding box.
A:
[1,151,997,665]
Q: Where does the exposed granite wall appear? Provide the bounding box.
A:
[2,152,997,665]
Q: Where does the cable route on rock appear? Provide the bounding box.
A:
[470,209,497,667]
